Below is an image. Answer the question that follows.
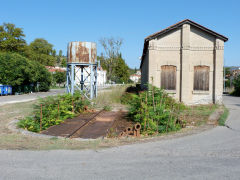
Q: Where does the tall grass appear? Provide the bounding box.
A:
[218,107,229,126]
[94,85,127,108]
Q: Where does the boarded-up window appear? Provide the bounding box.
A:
[161,65,176,90]
[194,66,210,91]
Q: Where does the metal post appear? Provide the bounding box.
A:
[95,65,98,97]
[81,66,84,91]
[90,64,94,99]
[71,64,74,95]
[66,65,69,93]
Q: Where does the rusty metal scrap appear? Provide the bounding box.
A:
[119,123,141,138]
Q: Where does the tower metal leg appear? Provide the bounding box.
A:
[71,64,74,95]
[90,64,93,99]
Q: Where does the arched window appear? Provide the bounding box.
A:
[194,66,210,91]
[161,65,176,90]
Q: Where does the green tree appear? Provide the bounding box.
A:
[58,50,63,57]
[97,54,107,70]
[112,54,130,83]
[52,49,56,57]
[53,71,66,87]
[0,23,26,53]
[0,52,51,92]
[60,57,67,67]
[27,38,56,66]
[232,74,240,96]
[99,37,123,81]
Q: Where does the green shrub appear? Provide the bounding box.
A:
[103,105,112,111]
[0,52,51,92]
[232,75,240,96]
[126,85,185,135]
[120,92,134,104]
[18,92,90,132]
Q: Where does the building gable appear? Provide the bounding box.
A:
[140,19,228,68]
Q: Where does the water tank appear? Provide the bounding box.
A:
[67,42,97,64]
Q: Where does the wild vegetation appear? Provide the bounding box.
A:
[231,74,240,96]
[52,71,66,88]
[121,84,224,135]
[121,85,186,135]
[18,92,90,132]
[93,85,127,109]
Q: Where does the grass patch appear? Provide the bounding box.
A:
[180,104,218,126]
[93,85,127,108]
[103,105,112,111]
[218,106,229,126]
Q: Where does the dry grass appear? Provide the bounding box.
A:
[93,85,127,110]
[181,104,219,126]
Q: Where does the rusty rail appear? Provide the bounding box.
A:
[66,110,104,138]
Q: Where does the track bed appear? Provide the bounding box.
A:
[41,111,122,139]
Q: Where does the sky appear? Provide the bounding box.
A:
[0,0,239,68]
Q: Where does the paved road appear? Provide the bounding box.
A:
[0,89,65,106]
[0,87,112,106]
[0,95,240,180]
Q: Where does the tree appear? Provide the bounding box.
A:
[60,57,67,67]
[0,23,26,53]
[0,52,51,92]
[53,71,66,87]
[112,54,130,83]
[97,54,107,70]
[27,38,56,66]
[99,37,123,81]
[232,74,240,96]
[58,50,63,57]
[52,49,56,57]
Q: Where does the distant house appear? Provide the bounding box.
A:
[45,66,66,73]
[130,74,141,83]
[140,19,228,105]
[97,67,107,86]
[230,67,240,78]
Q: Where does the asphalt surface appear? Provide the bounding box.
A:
[0,95,240,179]
[0,89,65,106]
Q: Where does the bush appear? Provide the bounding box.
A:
[18,92,90,132]
[232,75,240,96]
[0,52,51,92]
[52,71,66,87]
[126,85,185,135]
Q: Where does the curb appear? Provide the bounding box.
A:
[7,119,98,141]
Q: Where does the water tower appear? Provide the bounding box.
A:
[66,42,97,99]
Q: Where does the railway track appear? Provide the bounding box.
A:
[66,110,104,138]
[42,110,121,139]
